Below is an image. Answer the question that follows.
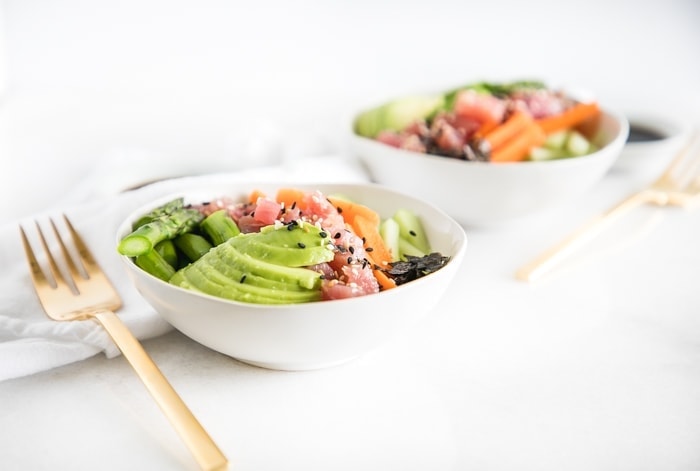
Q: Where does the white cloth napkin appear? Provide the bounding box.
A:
[0,155,370,382]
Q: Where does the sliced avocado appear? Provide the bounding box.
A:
[230,223,333,267]
[208,244,319,291]
[354,94,445,138]
[179,263,322,304]
[353,105,385,138]
[169,222,335,304]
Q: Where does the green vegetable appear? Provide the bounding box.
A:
[441,80,546,112]
[528,129,597,161]
[118,206,204,257]
[354,94,445,138]
[155,239,178,268]
[379,217,401,262]
[132,197,185,229]
[174,233,213,262]
[169,222,335,304]
[391,209,431,255]
[398,238,426,259]
[200,209,241,246]
[135,249,176,282]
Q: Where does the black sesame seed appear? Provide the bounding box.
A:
[362,260,368,269]
[362,237,366,244]
[240,275,247,283]
[298,242,306,248]
[202,201,210,206]
[336,207,343,214]
[366,247,374,252]
[409,230,417,237]
[347,256,353,264]
[349,246,355,254]
[250,211,255,217]
[334,232,342,239]
[319,231,327,238]
[291,201,297,209]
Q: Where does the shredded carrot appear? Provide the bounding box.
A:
[490,121,546,163]
[351,215,393,265]
[482,110,533,151]
[248,189,267,205]
[275,188,308,211]
[327,196,381,228]
[373,268,397,291]
[536,101,601,134]
[347,214,396,291]
[475,119,500,137]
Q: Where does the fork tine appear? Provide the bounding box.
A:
[63,215,101,277]
[19,225,53,290]
[662,131,700,186]
[50,217,87,293]
[35,221,75,292]
[49,219,85,281]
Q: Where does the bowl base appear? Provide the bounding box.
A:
[233,355,361,371]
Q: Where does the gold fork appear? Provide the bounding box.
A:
[20,215,229,471]
[516,131,700,283]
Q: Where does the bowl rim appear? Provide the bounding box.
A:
[116,181,468,310]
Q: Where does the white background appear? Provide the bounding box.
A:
[1,0,700,218]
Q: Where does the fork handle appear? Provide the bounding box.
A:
[95,310,229,471]
[515,190,659,283]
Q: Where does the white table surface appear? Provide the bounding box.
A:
[2,171,700,471]
[2,1,700,470]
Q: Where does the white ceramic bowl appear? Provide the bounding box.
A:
[117,181,467,371]
[351,108,629,227]
[612,111,692,179]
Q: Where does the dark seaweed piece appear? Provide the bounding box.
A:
[382,252,450,285]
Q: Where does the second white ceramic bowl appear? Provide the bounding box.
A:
[352,108,629,227]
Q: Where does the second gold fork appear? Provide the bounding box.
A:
[516,131,700,283]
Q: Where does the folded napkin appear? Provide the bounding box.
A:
[0,154,370,382]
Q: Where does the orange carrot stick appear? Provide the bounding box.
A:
[475,119,500,137]
[372,267,397,291]
[351,215,393,267]
[327,196,381,228]
[536,101,601,134]
[249,189,268,205]
[349,214,396,290]
[490,121,546,163]
[482,110,532,150]
[275,188,308,211]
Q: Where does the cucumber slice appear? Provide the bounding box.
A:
[566,130,592,156]
[529,146,566,161]
[379,217,401,262]
[398,238,426,260]
[544,130,569,150]
[391,209,431,254]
